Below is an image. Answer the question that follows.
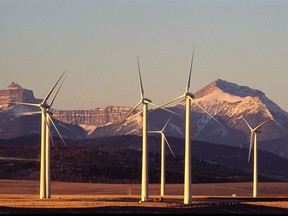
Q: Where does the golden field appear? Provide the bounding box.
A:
[0,180,287,214]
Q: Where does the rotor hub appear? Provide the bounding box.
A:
[185,92,194,98]
[142,98,152,104]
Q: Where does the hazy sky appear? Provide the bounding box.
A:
[1,0,287,111]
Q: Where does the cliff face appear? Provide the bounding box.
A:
[51,106,138,134]
[0,82,40,111]
[0,82,137,137]
[0,82,88,140]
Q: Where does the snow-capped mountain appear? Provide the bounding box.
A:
[190,79,288,158]
[90,79,288,159]
[189,79,288,141]
[1,80,288,159]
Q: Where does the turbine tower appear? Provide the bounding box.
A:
[148,114,176,198]
[44,77,66,198]
[114,57,177,202]
[11,72,66,199]
[155,47,223,204]
[243,118,270,198]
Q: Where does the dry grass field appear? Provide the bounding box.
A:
[0,180,287,214]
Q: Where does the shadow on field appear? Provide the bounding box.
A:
[1,203,288,214]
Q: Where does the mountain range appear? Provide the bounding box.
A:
[0,79,288,160]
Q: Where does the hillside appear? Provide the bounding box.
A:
[0,135,286,183]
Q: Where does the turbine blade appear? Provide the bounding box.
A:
[113,101,142,131]
[254,119,270,131]
[9,102,40,107]
[49,75,66,108]
[162,114,173,131]
[15,111,42,117]
[47,113,67,147]
[248,132,254,162]
[149,94,185,114]
[189,96,223,127]
[243,118,253,131]
[137,56,144,99]
[49,130,55,147]
[163,134,176,159]
[42,71,66,104]
[42,114,55,147]
[148,102,181,117]
[185,46,195,93]
[148,131,161,134]
[44,116,55,147]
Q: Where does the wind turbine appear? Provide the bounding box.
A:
[154,47,223,204]
[10,72,66,199]
[148,114,176,198]
[44,77,67,199]
[114,57,177,202]
[243,117,270,198]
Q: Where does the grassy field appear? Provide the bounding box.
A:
[0,180,288,214]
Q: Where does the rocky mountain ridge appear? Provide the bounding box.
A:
[1,80,288,159]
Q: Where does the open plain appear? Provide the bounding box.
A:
[0,180,287,214]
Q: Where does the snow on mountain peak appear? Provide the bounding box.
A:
[193,79,287,121]
[6,82,24,90]
[195,79,266,99]
[196,87,243,105]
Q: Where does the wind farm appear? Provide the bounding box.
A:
[0,54,287,214]
[1,1,288,213]
[1,51,288,213]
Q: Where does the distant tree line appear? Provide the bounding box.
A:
[0,144,263,184]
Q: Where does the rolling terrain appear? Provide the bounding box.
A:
[0,134,287,183]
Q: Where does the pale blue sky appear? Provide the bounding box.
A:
[1,0,287,111]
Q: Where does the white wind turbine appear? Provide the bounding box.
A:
[114,57,177,202]
[148,114,176,198]
[243,117,270,198]
[154,48,223,204]
[11,72,66,199]
[44,77,67,199]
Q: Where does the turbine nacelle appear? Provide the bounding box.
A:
[185,92,194,99]
[40,102,50,110]
[142,98,152,104]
